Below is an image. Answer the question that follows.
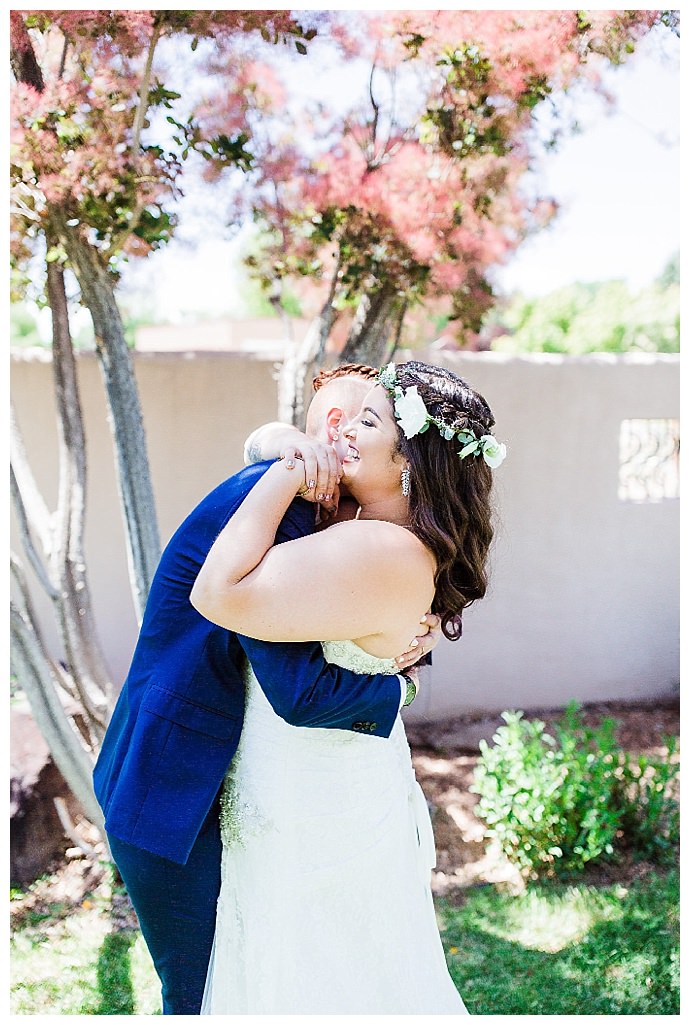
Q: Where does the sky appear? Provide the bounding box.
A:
[492,25,680,297]
[114,13,681,323]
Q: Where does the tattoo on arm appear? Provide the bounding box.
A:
[246,439,263,464]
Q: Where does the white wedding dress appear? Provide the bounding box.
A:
[201,640,467,1015]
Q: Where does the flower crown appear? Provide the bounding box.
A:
[377,363,507,469]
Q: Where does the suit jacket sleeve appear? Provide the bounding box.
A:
[238,634,404,738]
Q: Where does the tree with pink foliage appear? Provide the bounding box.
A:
[10,8,320,836]
[200,9,665,422]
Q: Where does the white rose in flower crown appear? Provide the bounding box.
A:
[480,435,507,468]
[394,386,430,439]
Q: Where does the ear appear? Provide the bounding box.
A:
[326,407,344,441]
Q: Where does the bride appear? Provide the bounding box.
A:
[191,360,505,1014]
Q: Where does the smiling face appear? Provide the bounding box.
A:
[340,385,407,500]
[305,375,374,457]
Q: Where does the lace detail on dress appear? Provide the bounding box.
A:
[219,657,275,850]
[320,639,399,677]
[220,775,274,848]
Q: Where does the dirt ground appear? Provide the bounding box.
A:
[11,698,680,925]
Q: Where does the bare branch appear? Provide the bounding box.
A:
[51,207,161,618]
[10,465,56,599]
[368,61,380,163]
[11,554,55,660]
[10,402,53,555]
[315,247,344,364]
[10,556,78,705]
[53,797,99,858]
[10,604,106,831]
[10,181,43,221]
[12,551,108,734]
[340,283,398,366]
[57,30,69,79]
[105,193,147,257]
[131,20,163,156]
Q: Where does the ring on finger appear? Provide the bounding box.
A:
[308,479,317,489]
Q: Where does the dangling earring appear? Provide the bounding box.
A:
[332,429,340,440]
[401,467,411,497]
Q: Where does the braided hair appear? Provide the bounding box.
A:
[312,363,379,392]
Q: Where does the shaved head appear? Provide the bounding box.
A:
[305,374,373,440]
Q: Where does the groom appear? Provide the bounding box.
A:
[93,364,435,1015]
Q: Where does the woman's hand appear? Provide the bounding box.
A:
[280,436,341,506]
[285,455,339,517]
[394,612,442,669]
[244,422,341,506]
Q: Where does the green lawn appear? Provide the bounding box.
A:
[10,866,679,1015]
[440,869,680,1015]
[10,877,161,1016]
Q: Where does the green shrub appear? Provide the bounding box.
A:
[616,736,680,861]
[471,703,679,879]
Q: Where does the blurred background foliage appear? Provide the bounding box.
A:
[13,250,679,357]
[483,252,679,355]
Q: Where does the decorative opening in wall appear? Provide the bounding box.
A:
[618,418,680,502]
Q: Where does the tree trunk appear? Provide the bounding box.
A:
[339,286,400,367]
[277,315,328,428]
[46,251,113,729]
[10,566,106,833]
[10,251,116,842]
[9,13,44,92]
[51,210,161,622]
[277,259,342,427]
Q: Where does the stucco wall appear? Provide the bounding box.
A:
[11,348,679,721]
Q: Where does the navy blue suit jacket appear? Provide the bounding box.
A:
[93,461,403,864]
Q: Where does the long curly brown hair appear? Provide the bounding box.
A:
[388,361,497,641]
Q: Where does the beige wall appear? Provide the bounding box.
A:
[11,348,679,721]
[135,316,311,356]
[416,350,679,719]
